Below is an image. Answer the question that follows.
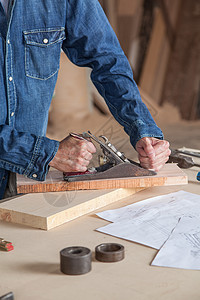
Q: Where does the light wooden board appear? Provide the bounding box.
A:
[0,188,142,230]
[17,164,188,194]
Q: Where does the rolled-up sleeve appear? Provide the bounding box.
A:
[62,0,163,147]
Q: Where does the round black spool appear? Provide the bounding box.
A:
[60,246,92,275]
[95,243,124,262]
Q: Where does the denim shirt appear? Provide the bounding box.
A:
[0,0,163,198]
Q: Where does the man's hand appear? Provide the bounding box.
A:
[135,137,171,172]
[49,135,96,172]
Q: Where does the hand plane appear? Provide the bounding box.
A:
[63,131,156,182]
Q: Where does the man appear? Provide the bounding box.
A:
[0,0,170,199]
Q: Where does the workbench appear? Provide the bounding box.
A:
[1,168,200,300]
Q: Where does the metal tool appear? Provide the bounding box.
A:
[95,243,125,262]
[0,238,14,252]
[0,292,14,300]
[168,150,200,169]
[83,131,130,165]
[60,246,92,275]
[64,131,156,182]
[176,149,200,159]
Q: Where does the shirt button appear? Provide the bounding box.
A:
[7,40,10,44]
[43,38,48,44]
[32,174,37,178]
[9,76,13,81]
[11,112,14,117]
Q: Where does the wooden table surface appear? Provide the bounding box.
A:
[1,168,200,300]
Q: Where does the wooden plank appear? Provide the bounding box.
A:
[161,0,200,119]
[151,0,181,103]
[139,8,166,103]
[16,164,188,194]
[0,188,143,230]
[139,1,181,104]
[117,0,141,16]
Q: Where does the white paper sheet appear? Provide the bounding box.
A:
[97,191,200,223]
[97,214,179,249]
[96,191,200,249]
[152,216,200,270]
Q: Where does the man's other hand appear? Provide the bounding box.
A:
[49,135,96,172]
[135,137,171,172]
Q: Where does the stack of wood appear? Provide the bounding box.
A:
[161,0,200,120]
[102,0,199,120]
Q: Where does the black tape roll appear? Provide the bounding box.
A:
[95,243,124,262]
[60,246,92,275]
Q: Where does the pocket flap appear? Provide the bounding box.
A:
[23,28,65,47]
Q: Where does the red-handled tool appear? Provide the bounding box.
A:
[0,238,14,252]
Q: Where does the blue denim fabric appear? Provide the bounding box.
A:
[0,0,163,198]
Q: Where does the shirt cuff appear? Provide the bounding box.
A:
[129,120,164,148]
[23,136,60,181]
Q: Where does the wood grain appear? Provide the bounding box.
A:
[17,164,188,194]
[0,188,142,230]
[140,1,181,104]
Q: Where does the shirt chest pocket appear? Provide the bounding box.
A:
[23,28,65,80]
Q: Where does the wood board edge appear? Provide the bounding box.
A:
[0,208,47,230]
